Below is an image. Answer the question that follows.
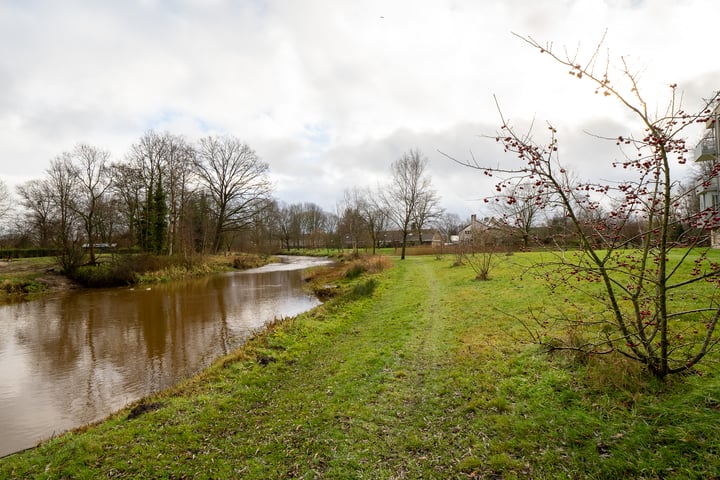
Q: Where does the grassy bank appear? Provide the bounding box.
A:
[2,254,720,478]
[0,253,273,304]
[0,256,62,301]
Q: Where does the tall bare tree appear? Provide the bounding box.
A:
[162,134,195,256]
[324,211,341,252]
[246,198,281,254]
[300,202,328,249]
[111,162,144,247]
[69,144,113,264]
[276,202,295,250]
[47,154,83,272]
[382,149,438,259]
[340,188,368,253]
[0,179,11,224]
[359,187,389,255]
[127,130,169,254]
[16,179,55,248]
[194,135,272,253]
[412,188,443,243]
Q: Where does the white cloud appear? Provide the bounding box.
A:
[0,0,718,219]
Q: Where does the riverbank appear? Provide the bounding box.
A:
[0,256,75,301]
[0,253,272,304]
[2,254,720,478]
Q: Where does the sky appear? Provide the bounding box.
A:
[1,0,719,221]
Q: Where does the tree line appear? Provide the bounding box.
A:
[0,134,454,270]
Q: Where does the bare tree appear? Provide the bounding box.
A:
[17,179,55,248]
[69,144,113,264]
[246,198,281,254]
[276,202,294,250]
[432,212,461,258]
[300,202,327,249]
[111,162,145,247]
[0,179,11,223]
[126,130,169,254]
[162,134,195,256]
[435,212,462,242]
[463,244,495,281]
[182,191,214,253]
[277,202,304,250]
[489,181,544,249]
[47,154,83,272]
[382,149,438,259]
[93,195,121,247]
[194,135,272,253]
[452,33,720,379]
[340,188,368,253]
[359,187,389,255]
[324,211,341,253]
[412,188,443,243]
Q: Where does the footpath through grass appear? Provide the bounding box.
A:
[2,254,720,478]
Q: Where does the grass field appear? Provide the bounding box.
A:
[1,253,720,479]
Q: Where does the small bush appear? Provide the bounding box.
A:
[67,254,183,287]
[303,254,391,299]
[343,255,392,279]
[232,254,266,270]
[70,262,137,288]
[344,264,366,279]
[312,284,340,300]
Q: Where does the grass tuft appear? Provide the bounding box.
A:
[349,278,377,298]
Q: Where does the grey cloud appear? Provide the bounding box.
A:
[2,0,718,213]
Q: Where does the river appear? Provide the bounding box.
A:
[0,256,332,458]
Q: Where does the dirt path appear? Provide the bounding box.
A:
[0,258,50,274]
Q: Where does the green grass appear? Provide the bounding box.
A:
[2,253,720,478]
[0,256,56,300]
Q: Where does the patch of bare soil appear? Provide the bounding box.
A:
[0,258,80,297]
[0,259,44,274]
[36,272,81,294]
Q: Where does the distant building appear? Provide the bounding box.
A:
[378,228,436,248]
[431,231,443,248]
[459,214,503,246]
[81,243,118,250]
[694,100,720,247]
[459,214,485,243]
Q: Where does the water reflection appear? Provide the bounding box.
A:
[0,257,329,457]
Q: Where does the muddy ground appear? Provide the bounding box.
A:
[0,258,79,298]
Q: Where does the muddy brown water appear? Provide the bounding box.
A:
[0,256,332,457]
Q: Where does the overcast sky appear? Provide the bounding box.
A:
[1,0,719,220]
